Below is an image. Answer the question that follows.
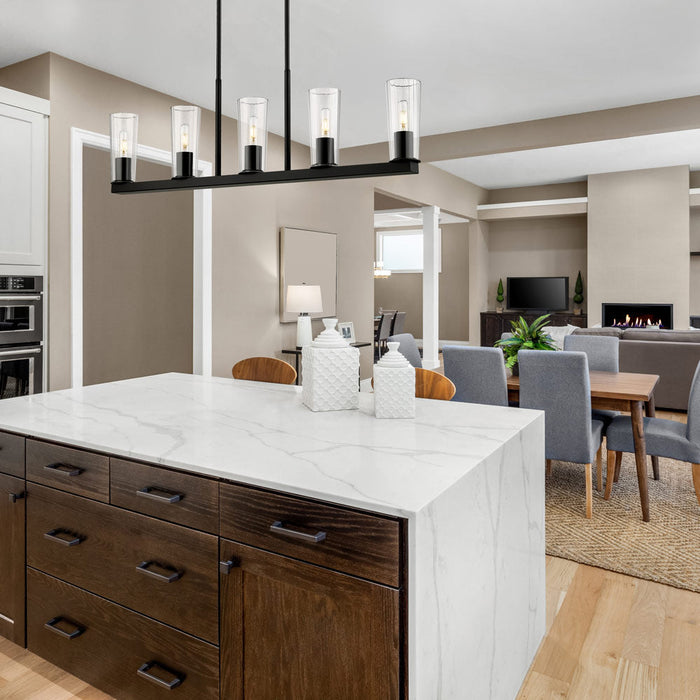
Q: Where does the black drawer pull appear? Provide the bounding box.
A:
[9,491,25,503]
[136,486,183,504]
[137,661,184,690]
[270,520,327,544]
[44,462,83,477]
[136,560,182,583]
[44,528,84,547]
[45,616,85,640]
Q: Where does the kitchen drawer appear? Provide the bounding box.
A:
[26,439,109,502]
[27,484,219,643]
[0,430,25,478]
[27,568,218,699]
[111,458,219,533]
[220,483,402,588]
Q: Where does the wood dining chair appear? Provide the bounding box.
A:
[231,357,297,385]
[415,368,456,401]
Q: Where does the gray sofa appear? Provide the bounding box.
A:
[572,327,700,410]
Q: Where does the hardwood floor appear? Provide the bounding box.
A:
[2,408,695,699]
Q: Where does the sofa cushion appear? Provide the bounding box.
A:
[622,329,700,343]
[572,327,623,338]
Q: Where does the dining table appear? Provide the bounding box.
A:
[507,369,660,522]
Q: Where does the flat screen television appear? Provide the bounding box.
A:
[507,276,569,311]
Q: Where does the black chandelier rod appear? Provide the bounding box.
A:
[215,0,222,176]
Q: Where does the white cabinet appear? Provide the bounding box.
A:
[0,88,49,270]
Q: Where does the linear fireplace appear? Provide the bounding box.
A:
[602,303,673,329]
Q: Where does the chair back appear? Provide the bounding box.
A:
[563,334,619,372]
[391,311,406,335]
[686,361,700,445]
[415,368,456,401]
[387,333,422,368]
[378,312,395,342]
[518,349,596,463]
[232,357,297,385]
[443,346,508,406]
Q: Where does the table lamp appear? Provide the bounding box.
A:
[286,284,323,348]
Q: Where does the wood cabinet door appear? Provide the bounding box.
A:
[220,539,401,700]
[0,472,26,646]
[480,313,503,347]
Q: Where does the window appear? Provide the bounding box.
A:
[376,229,441,273]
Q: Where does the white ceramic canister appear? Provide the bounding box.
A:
[374,341,416,418]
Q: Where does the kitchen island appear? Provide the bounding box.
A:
[0,372,545,699]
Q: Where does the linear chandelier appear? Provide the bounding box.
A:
[110,0,421,195]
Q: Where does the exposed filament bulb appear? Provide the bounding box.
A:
[249,117,257,145]
[119,130,129,157]
[320,108,330,137]
[398,100,408,131]
[180,124,190,151]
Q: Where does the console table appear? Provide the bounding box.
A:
[480,311,587,347]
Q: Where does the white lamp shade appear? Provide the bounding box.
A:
[286,284,323,313]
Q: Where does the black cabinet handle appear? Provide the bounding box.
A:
[136,486,183,504]
[270,520,327,544]
[136,560,182,583]
[44,528,84,547]
[9,491,25,503]
[45,616,85,640]
[44,462,83,477]
[137,661,184,690]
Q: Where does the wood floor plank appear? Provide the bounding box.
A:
[531,564,606,684]
[516,669,570,699]
[612,658,658,699]
[567,572,638,699]
[658,616,700,699]
[621,578,669,667]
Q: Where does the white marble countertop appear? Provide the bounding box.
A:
[0,373,541,517]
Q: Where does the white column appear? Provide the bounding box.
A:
[422,205,440,369]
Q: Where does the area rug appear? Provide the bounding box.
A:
[545,453,700,592]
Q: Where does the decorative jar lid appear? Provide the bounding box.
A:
[311,318,349,348]
[376,341,411,368]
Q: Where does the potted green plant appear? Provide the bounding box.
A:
[573,271,584,315]
[496,278,505,313]
[495,314,557,374]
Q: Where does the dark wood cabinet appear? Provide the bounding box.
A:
[220,539,401,700]
[0,472,26,646]
[480,311,588,347]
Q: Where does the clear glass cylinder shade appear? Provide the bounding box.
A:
[238,97,268,173]
[171,106,201,178]
[308,88,340,167]
[110,113,138,182]
[386,78,421,161]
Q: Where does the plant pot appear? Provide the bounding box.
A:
[573,307,582,316]
[496,306,504,314]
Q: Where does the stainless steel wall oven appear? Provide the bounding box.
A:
[0,276,43,399]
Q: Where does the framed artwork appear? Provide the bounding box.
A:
[279,227,337,323]
[338,321,355,343]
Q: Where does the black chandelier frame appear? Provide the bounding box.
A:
[111,0,419,195]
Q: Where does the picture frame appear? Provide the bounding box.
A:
[338,321,355,343]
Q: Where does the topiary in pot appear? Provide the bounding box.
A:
[496,278,504,311]
[494,314,558,373]
[573,271,584,312]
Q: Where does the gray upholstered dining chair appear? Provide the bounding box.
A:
[387,333,422,368]
[605,361,700,506]
[518,349,605,518]
[564,334,621,434]
[442,346,508,406]
[391,311,406,336]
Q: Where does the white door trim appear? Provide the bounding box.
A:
[69,127,213,388]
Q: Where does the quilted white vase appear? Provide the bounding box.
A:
[374,341,415,418]
[302,318,360,412]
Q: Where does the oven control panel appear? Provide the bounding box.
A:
[0,276,42,292]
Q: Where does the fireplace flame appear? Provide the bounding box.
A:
[611,315,664,329]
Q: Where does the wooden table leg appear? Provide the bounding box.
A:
[631,400,651,522]
[645,396,660,480]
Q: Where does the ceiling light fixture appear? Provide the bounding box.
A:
[110,0,421,195]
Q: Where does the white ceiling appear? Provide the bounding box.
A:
[433,129,700,189]
[3,0,700,149]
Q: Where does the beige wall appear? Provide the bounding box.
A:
[0,53,479,386]
[587,166,690,327]
[468,219,490,344]
[374,223,469,341]
[0,54,50,100]
[486,216,588,311]
[486,181,587,204]
[82,147,193,385]
[690,209,700,317]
